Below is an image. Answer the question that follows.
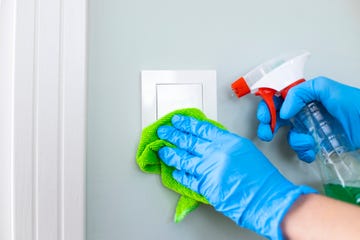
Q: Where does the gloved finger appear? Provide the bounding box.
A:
[257,123,274,142]
[158,146,202,175]
[296,149,316,163]
[280,81,315,119]
[257,120,289,142]
[288,130,316,163]
[171,115,227,141]
[257,97,290,141]
[279,77,333,119]
[172,170,200,193]
[256,96,283,124]
[157,125,211,155]
[287,130,316,152]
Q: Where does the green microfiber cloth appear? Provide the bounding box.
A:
[136,108,226,222]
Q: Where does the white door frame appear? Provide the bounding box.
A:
[0,0,87,239]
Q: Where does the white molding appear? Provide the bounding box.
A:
[61,0,86,239]
[0,1,16,240]
[13,0,36,239]
[9,0,87,240]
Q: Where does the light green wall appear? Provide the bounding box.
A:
[87,0,360,239]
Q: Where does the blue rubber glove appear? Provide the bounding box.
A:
[157,115,316,240]
[257,77,360,163]
[281,77,360,162]
[257,96,316,163]
[257,96,290,142]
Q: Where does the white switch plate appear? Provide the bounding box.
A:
[141,70,217,128]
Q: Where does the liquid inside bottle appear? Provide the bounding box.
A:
[324,183,360,205]
[292,101,360,205]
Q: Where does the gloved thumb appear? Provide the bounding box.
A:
[280,79,323,119]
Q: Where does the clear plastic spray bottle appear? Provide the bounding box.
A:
[231,51,360,205]
[292,100,360,204]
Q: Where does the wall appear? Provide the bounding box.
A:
[87,0,360,239]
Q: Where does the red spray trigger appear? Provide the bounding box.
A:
[255,88,278,132]
[256,79,305,133]
[231,78,279,133]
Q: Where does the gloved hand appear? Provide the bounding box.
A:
[257,96,316,163]
[257,95,290,142]
[257,77,360,163]
[157,115,316,240]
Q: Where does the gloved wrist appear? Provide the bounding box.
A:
[236,173,317,240]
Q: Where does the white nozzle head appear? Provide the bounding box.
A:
[244,50,311,92]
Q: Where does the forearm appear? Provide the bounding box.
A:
[282,194,360,240]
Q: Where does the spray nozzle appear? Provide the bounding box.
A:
[231,51,310,132]
[231,77,251,98]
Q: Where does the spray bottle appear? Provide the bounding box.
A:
[231,50,360,205]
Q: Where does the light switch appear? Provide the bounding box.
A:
[141,70,217,128]
[156,84,203,119]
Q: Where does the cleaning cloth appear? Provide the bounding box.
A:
[136,108,226,222]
